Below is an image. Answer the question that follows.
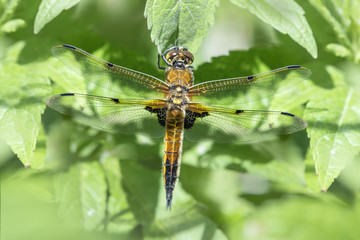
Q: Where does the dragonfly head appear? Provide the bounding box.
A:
[163,46,194,68]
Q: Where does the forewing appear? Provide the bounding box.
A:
[184,104,307,143]
[46,93,166,137]
[189,66,311,107]
[51,44,169,99]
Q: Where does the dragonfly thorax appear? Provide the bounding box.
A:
[167,85,189,109]
[165,68,194,87]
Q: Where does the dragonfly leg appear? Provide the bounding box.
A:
[158,54,166,70]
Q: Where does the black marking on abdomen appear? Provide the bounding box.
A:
[235,110,244,114]
[60,93,75,96]
[62,44,76,50]
[164,159,172,185]
[145,106,167,127]
[107,63,114,69]
[184,110,209,129]
[281,112,295,117]
[163,158,179,210]
[164,151,180,155]
[287,65,301,69]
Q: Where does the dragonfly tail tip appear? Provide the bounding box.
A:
[166,198,172,211]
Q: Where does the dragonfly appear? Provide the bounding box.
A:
[47,44,311,210]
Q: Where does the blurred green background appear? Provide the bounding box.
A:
[1,0,360,239]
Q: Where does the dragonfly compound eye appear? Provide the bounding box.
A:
[183,50,194,64]
[166,50,179,62]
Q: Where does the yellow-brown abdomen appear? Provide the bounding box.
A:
[163,109,185,210]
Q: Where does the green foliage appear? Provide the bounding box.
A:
[0,42,51,168]
[305,82,360,190]
[309,0,360,62]
[1,0,360,239]
[33,0,80,34]
[241,196,360,240]
[0,0,25,34]
[231,0,318,58]
[1,18,25,33]
[145,0,219,53]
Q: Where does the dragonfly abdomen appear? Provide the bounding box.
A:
[163,109,185,210]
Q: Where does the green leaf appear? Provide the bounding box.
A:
[120,158,160,224]
[0,138,12,167]
[242,140,306,190]
[0,0,19,25]
[304,149,322,193]
[339,62,360,90]
[34,0,80,34]
[242,197,360,240]
[148,205,228,240]
[304,86,360,190]
[0,42,51,167]
[100,156,138,233]
[145,0,219,53]
[338,154,360,193]
[325,65,347,88]
[0,19,26,33]
[230,0,318,58]
[55,161,107,230]
[309,0,351,46]
[30,124,47,169]
[178,164,247,239]
[326,43,352,58]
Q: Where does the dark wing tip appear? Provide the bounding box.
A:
[287,65,301,69]
[287,65,312,75]
[281,111,295,117]
[46,93,74,107]
[62,44,77,50]
[46,95,60,108]
[60,93,75,96]
[51,44,77,55]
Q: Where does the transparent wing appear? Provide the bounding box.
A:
[46,93,167,137]
[189,66,311,107]
[184,103,307,143]
[52,44,169,99]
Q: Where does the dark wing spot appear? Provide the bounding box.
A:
[281,112,295,117]
[111,98,119,103]
[287,65,301,69]
[145,106,167,127]
[184,110,209,129]
[201,112,209,118]
[62,44,76,50]
[247,75,254,81]
[60,93,75,96]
